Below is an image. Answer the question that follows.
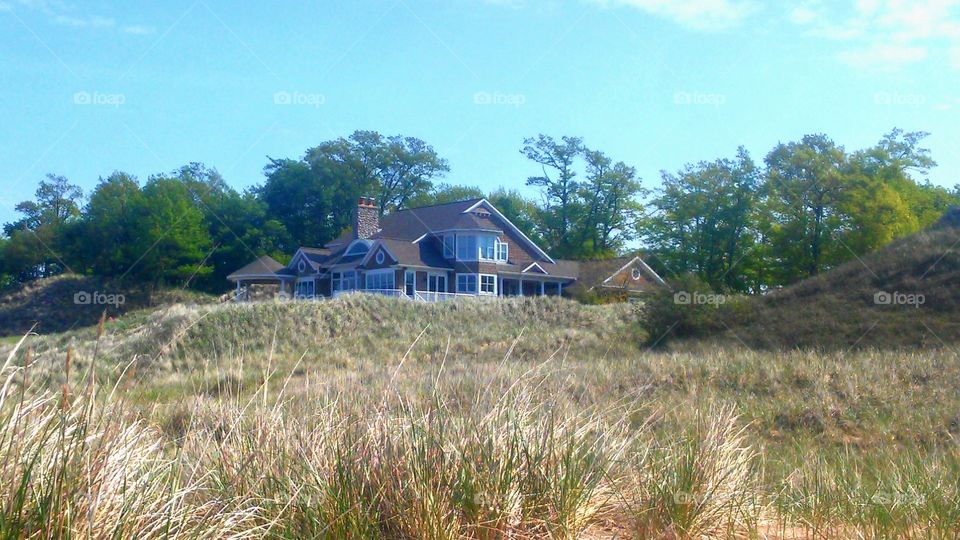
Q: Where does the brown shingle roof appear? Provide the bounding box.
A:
[227,255,284,281]
[326,198,487,246]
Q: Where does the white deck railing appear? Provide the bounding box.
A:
[413,291,477,302]
[333,289,406,299]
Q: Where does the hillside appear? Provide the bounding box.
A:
[717,208,960,349]
[0,274,216,337]
[5,295,960,537]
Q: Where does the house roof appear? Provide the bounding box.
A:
[326,198,488,246]
[227,255,284,281]
[377,237,451,269]
[575,255,666,293]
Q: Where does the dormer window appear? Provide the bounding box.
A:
[345,240,372,257]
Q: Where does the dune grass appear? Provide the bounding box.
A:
[2,295,959,538]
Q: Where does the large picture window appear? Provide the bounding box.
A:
[332,271,357,292]
[365,269,395,291]
[456,235,477,260]
[456,274,477,294]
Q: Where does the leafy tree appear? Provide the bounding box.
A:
[78,172,145,277]
[261,131,448,249]
[407,183,485,207]
[2,174,84,280]
[128,176,212,288]
[350,131,449,214]
[644,148,760,291]
[761,134,849,282]
[487,188,544,246]
[174,163,289,290]
[521,135,584,257]
[3,174,83,235]
[577,149,645,257]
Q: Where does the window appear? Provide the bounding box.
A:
[429,273,447,292]
[443,235,455,258]
[365,269,395,291]
[480,274,497,295]
[496,240,508,262]
[479,236,496,260]
[456,274,477,294]
[375,250,385,264]
[456,235,477,260]
[345,241,371,257]
[405,270,416,296]
[295,279,315,298]
[332,271,357,292]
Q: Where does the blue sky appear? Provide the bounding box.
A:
[1,0,958,226]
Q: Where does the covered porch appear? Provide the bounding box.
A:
[227,255,288,302]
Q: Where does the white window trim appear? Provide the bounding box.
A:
[404,270,416,295]
[332,270,358,292]
[295,277,315,298]
[428,272,447,293]
[456,274,478,294]
[495,239,508,262]
[455,234,478,261]
[375,251,385,264]
[461,199,555,264]
[479,273,497,295]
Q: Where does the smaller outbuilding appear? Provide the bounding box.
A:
[569,255,667,302]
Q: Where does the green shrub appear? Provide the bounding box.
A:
[637,274,731,348]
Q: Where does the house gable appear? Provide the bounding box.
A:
[361,242,399,269]
[463,199,555,264]
[600,256,666,292]
[288,249,319,276]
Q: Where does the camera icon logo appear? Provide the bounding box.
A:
[674,291,691,305]
[874,291,892,305]
[74,291,91,305]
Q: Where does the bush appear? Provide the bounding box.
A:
[637,274,731,348]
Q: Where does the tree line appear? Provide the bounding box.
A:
[0,128,956,294]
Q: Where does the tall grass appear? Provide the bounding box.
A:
[0,334,260,538]
[2,296,960,538]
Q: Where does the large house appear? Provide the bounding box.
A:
[228,197,583,301]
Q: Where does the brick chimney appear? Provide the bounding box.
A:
[353,196,380,239]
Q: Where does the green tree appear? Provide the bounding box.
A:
[761,134,848,282]
[521,135,584,257]
[487,188,545,247]
[2,174,84,280]
[175,163,289,291]
[128,176,212,288]
[79,171,145,277]
[407,183,485,208]
[577,149,645,257]
[644,147,760,291]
